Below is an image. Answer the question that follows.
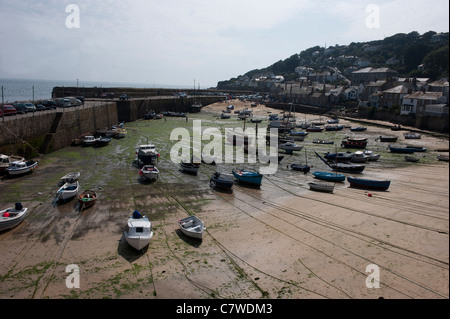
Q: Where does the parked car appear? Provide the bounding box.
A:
[57,97,82,107]
[24,103,37,112]
[41,100,57,109]
[13,103,28,114]
[0,105,17,116]
[75,96,85,104]
[35,103,47,111]
[119,94,130,100]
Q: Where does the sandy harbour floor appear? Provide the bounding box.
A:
[0,100,448,300]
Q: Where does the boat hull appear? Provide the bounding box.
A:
[232,169,262,186]
[308,182,334,193]
[312,171,345,182]
[347,177,391,191]
[178,216,205,240]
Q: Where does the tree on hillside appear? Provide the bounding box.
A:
[422,45,449,79]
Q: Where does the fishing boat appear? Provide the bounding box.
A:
[350,127,367,132]
[350,151,369,163]
[324,152,352,162]
[178,215,205,240]
[180,162,200,175]
[61,172,80,183]
[315,150,365,173]
[0,203,28,232]
[0,154,25,174]
[378,136,398,142]
[404,132,422,139]
[308,182,335,193]
[83,135,99,146]
[6,160,38,176]
[341,140,368,149]
[139,165,159,181]
[437,154,449,162]
[405,155,420,163]
[136,144,159,165]
[347,176,391,191]
[124,210,154,250]
[210,172,234,190]
[77,190,97,210]
[388,145,416,154]
[313,140,334,145]
[56,181,79,201]
[232,169,263,186]
[312,171,345,182]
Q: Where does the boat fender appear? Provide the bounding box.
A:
[368,193,372,197]
[3,212,10,217]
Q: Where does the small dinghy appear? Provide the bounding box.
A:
[0,203,28,232]
[178,215,205,240]
[139,165,159,181]
[124,210,154,250]
[56,181,79,201]
[77,190,97,210]
[308,182,335,193]
[61,172,80,183]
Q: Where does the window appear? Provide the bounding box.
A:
[136,227,144,233]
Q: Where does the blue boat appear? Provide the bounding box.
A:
[210,172,234,190]
[312,171,345,182]
[232,169,263,186]
[347,176,391,191]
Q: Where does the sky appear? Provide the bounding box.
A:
[0,0,448,88]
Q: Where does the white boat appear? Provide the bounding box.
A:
[124,210,154,250]
[56,181,79,201]
[83,135,99,146]
[60,172,80,183]
[0,203,28,232]
[178,215,205,240]
[350,151,369,163]
[139,165,159,181]
[6,160,38,176]
[137,144,159,164]
[363,150,380,161]
[308,182,335,193]
[0,154,25,174]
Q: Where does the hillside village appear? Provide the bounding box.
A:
[217,32,449,124]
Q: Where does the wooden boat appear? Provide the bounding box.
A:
[437,154,449,162]
[404,132,422,139]
[347,176,391,191]
[378,136,398,142]
[308,182,334,193]
[137,144,159,164]
[388,145,416,154]
[77,190,97,209]
[324,152,352,162]
[83,135,99,146]
[6,160,38,176]
[61,172,80,183]
[0,203,28,232]
[180,162,200,175]
[232,169,263,186]
[312,171,345,182]
[350,127,367,132]
[178,215,205,240]
[405,155,419,163]
[139,165,159,181]
[341,140,367,149]
[0,154,25,174]
[210,172,234,190]
[350,151,369,163]
[56,181,79,201]
[124,210,154,250]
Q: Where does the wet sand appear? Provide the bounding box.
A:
[0,100,448,299]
